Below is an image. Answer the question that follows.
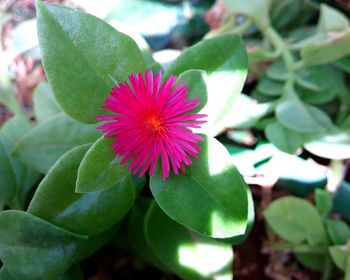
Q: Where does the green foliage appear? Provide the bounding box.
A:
[0,1,253,278]
[264,196,328,245]
[150,136,249,239]
[36,1,147,123]
[28,145,135,236]
[76,137,129,193]
[166,34,248,136]
[220,0,350,161]
[13,113,101,173]
[33,82,61,123]
[0,210,87,280]
[0,141,17,209]
[145,202,234,280]
[264,191,350,278]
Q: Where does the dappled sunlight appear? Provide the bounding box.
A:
[206,136,232,177]
[199,69,247,136]
[178,241,233,280]
[210,210,247,238]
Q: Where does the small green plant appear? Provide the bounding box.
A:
[264,189,350,279]
[217,0,350,159]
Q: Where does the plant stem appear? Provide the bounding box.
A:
[263,27,295,71]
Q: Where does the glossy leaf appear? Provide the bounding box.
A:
[264,196,328,245]
[145,203,233,280]
[266,59,288,81]
[329,242,350,271]
[176,69,208,114]
[0,117,41,209]
[218,186,255,245]
[13,113,101,173]
[317,4,349,33]
[0,141,17,209]
[276,93,334,133]
[295,253,324,271]
[303,130,350,160]
[0,268,16,280]
[265,121,303,154]
[0,210,87,280]
[128,198,167,270]
[150,135,248,238]
[33,82,61,123]
[333,55,350,73]
[257,77,283,96]
[0,117,33,185]
[296,66,346,105]
[325,219,350,245]
[37,1,147,123]
[301,29,350,66]
[315,189,333,219]
[28,144,135,236]
[166,34,247,136]
[76,136,128,193]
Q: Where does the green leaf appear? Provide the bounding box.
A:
[13,113,102,173]
[0,267,16,280]
[301,29,350,66]
[257,77,283,96]
[317,4,349,33]
[0,117,41,209]
[176,69,208,114]
[150,135,248,238]
[266,59,288,81]
[223,0,272,29]
[145,202,233,280]
[76,136,128,193]
[265,121,303,154]
[295,253,324,271]
[333,55,350,73]
[218,186,255,245]
[128,198,167,270]
[325,219,350,245]
[329,242,350,271]
[166,34,247,136]
[303,130,350,160]
[0,141,17,209]
[28,144,135,236]
[276,91,334,133]
[33,82,61,123]
[315,189,333,219]
[0,210,87,280]
[36,1,147,123]
[264,196,328,245]
[296,66,346,105]
[11,19,39,57]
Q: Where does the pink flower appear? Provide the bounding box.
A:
[97,70,206,180]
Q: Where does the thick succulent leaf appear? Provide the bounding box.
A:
[150,135,248,238]
[36,1,147,123]
[28,144,135,236]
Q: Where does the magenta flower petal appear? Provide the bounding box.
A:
[97,70,206,180]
